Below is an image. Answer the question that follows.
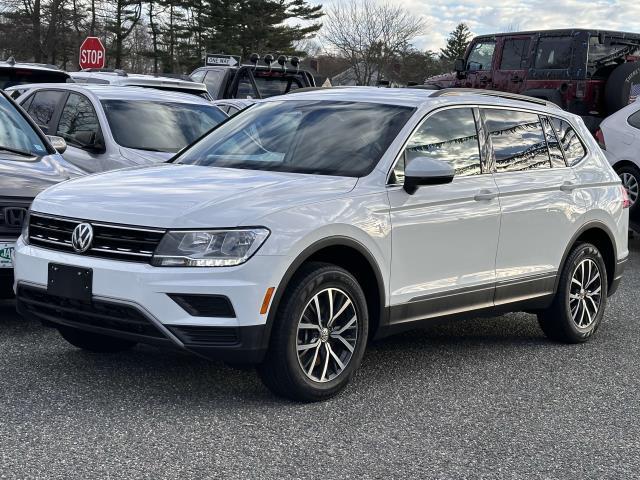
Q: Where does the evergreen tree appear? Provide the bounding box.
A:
[440,23,472,62]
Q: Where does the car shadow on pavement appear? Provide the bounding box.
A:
[2,301,568,407]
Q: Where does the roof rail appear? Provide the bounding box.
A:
[430,88,560,108]
[81,68,128,77]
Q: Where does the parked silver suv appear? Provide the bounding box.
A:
[12,84,227,172]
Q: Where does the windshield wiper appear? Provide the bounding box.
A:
[0,145,34,157]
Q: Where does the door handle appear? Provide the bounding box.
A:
[559,181,578,192]
[474,189,498,201]
[511,76,522,83]
[479,76,491,82]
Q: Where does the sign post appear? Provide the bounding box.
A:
[205,54,241,67]
[79,37,106,70]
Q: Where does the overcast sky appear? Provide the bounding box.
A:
[322,0,640,53]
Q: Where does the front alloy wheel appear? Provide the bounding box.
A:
[258,262,368,402]
[296,288,358,383]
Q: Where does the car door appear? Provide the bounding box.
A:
[482,108,585,305]
[22,89,66,134]
[53,92,105,173]
[492,36,531,93]
[388,107,501,323]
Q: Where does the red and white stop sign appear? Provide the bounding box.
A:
[79,37,105,70]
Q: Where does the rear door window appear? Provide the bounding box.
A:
[25,90,66,133]
[483,109,551,172]
[500,39,531,70]
[541,116,566,168]
[535,37,572,69]
[549,117,587,165]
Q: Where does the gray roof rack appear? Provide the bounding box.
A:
[430,88,560,108]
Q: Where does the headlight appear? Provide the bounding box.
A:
[21,210,30,245]
[151,228,270,267]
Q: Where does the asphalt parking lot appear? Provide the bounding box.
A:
[1,239,639,479]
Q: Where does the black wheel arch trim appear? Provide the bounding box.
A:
[262,236,388,350]
[555,220,619,294]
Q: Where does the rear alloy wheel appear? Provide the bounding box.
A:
[257,262,368,402]
[538,242,608,343]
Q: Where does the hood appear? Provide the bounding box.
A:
[32,164,358,228]
[119,147,174,164]
[0,152,85,198]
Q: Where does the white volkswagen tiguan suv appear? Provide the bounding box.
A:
[14,88,629,401]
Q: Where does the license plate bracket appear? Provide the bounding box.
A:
[48,263,93,301]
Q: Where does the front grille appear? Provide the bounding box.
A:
[29,213,165,263]
[168,325,240,346]
[0,198,31,237]
[18,285,165,338]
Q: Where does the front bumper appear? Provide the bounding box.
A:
[14,238,288,363]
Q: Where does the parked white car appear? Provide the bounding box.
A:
[14,88,629,401]
[10,84,227,172]
[596,100,640,218]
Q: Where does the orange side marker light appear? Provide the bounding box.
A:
[260,287,275,315]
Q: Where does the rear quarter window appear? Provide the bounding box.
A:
[549,117,587,166]
[629,110,640,130]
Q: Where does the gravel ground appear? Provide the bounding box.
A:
[1,238,640,479]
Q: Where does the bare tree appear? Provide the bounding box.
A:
[321,0,426,85]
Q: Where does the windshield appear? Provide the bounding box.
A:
[0,94,48,157]
[176,100,414,177]
[101,100,227,152]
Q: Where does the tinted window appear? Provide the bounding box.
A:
[26,90,65,132]
[500,39,530,70]
[541,116,566,168]
[588,36,640,66]
[0,94,48,156]
[0,69,68,90]
[227,106,239,116]
[253,74,303,98]
[176,100,414,177]
[629,110,640,129]
[204,69,225,96]
[467,41,495,71]
[56,93,101,147]
[102,100,227,152]
[404,108,481,177]
[484,109,550,172]
[535,37,572,69]
[550,117,586,165]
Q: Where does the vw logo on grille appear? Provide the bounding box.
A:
[71,223,94,253]
[4,207,28,228]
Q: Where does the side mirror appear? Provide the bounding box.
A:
[454,58,466,72]
[404,157,454,194]
[47,135,67,154]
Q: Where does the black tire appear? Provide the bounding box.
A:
[257,262,369,402]
[58,326,137,353]
[605,62,640,114]
[615,164,640,219]
[538,243,608,343]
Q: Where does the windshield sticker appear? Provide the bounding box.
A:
[34,144,45,151]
